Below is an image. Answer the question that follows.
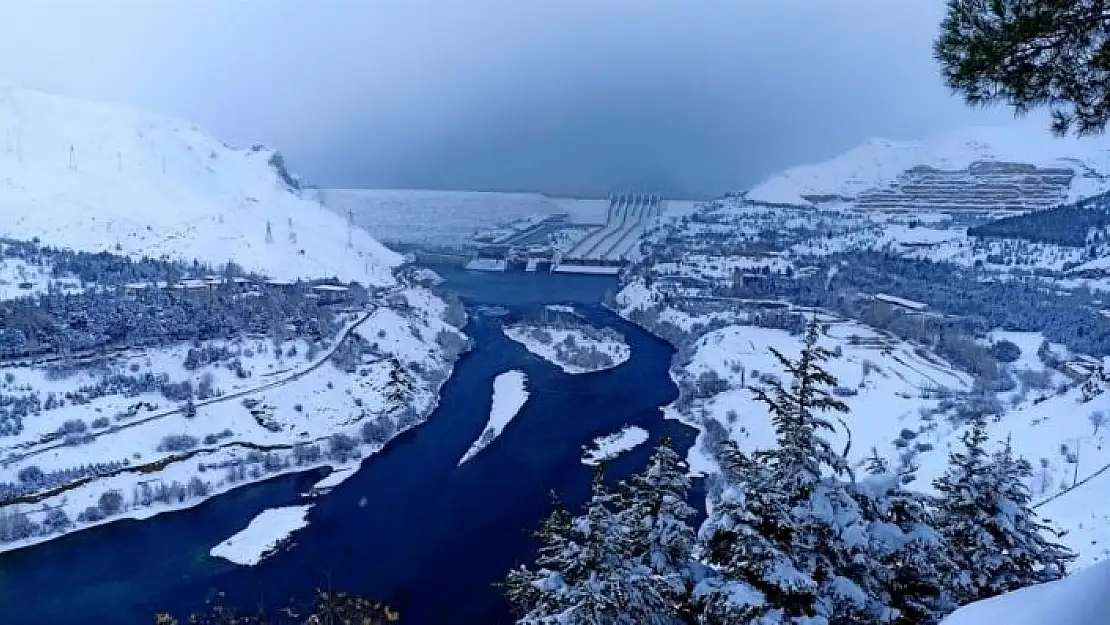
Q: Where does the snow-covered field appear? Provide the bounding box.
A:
[660,321,974,477]
[582,426,649,466]
[209,504,313,566]
[620,274,1110,564]
[503,324,631,375]
[459,370,529,465]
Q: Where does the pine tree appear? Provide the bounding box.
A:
[505,470,679,624]
[866,447,890,475]
[749,317,850,486]
[931,415,993,605]
[981,438,1073,594]
[696,442,799,624]
[935,0,1110,136]
[698,318,895,623]
[933,420,1075,606]
[856,453,956,624]
[505,493,575,620]
[615,439,698,622]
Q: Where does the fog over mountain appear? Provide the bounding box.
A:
[0,1,1023,196]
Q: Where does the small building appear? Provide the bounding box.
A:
[739,272,770,285]
[311,284,351,305]
[1064,361,1094,383]
[123,282,152,297]
[174,278,211,292]
[874,293,928,312]
[265,278,298,294]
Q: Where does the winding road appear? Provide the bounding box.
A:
[2,310,376,467]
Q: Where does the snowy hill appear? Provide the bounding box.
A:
[940,559,1110,625]
[0,88,474,556]
[0,86,400,285]
[748,125,1110,208]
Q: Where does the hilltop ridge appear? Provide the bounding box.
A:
[0,86,400,284]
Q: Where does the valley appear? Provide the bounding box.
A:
[0,269,697,625]
[1,84,1109,624]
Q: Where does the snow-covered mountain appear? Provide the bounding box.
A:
[748,124,1110,208]
[0,86,399,284]
[0,88,472,557]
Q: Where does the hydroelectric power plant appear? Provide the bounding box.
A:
[554,192,665,274]
[465,192,666,275]
[320,190,668,276]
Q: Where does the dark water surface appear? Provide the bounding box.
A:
[0,268,699,624]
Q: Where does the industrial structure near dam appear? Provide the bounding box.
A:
[320,189,670,275]
[463,192,667,275]
[555,192,665,273]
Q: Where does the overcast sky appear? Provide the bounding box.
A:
[0,1,1019,196]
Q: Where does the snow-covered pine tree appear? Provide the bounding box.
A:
[504,492,575,620]
[698,318,897,624]
[695,442,786,623]
[614,439,698,622]
[931,414,993,605]
[855,452,956,624]
[980,437,1073,595]
[749,317,850,484]
[933,420,1075,606]
[866,446,890,475]
[504,470,678,624]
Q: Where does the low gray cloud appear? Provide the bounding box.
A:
[0,1,1017,196]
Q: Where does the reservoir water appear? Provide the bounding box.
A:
[0,268,700,624]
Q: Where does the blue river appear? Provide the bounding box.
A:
[0,268,700,624]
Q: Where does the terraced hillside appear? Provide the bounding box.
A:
[855,161,1074,211]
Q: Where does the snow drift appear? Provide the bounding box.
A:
[0,86,400,284]
[941,560,1110,625]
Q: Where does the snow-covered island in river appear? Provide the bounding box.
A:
[0,87,470,553]
[503,316,630,374]
[209,504,313,566]
[581,425,649,466]
[459,371,529,465]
